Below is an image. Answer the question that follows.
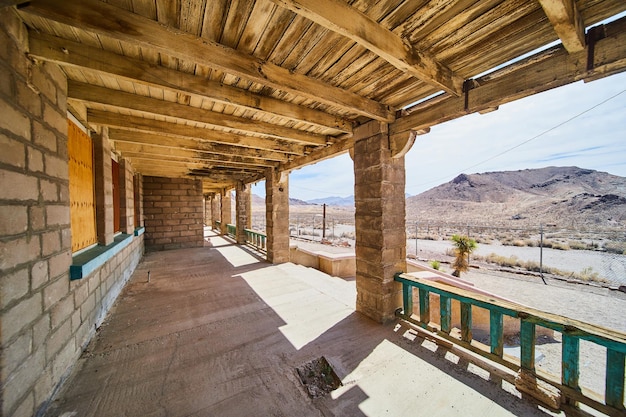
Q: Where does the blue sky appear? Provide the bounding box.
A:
[253,70,626,201]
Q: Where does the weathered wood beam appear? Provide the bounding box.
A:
[109,129,290,162]
[537,0,586,53]
[281,133,353,172]
[130,159,265,176]
[1,1,27,7]
[270,0,463,96]
[28,32,352,134]
[20,0,395,122]
[114,143,278,168]
[86,109,308,155]
[69,81,328,146]
[391,17,626,137]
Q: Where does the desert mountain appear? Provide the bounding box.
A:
[405,166,626,228]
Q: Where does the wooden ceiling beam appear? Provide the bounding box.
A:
[69,81,328,146]
[109,129,290,162]
[20,0,395,122]
[114,143,278,168]
[86,109,308,155]
[28,32,352,134]
[270,0,463,96]
[537,0,586,53]
[391,17,626,137]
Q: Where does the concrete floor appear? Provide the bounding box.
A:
[45,231,558,417]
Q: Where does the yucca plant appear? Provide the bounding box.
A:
[451,234,477,277]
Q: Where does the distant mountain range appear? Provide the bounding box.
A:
[251,167,626,228]
[406,166,626,228]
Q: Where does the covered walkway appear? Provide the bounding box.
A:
[45,231,551,417]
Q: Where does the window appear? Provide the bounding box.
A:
[68,119,97,252]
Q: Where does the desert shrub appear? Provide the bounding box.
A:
[430,260,441,270]
[450,235,477,277]
[340,231,355,239]
[603,241,626,255]
[511,240,527,247]
[567,240,589,251]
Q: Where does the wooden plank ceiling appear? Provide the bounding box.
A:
[13,0,626,193]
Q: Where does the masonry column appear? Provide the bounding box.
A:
[353,121,407,323]
[265,168,290,263]
[211,193,220,230]
[93,128,114,245]
[235,182,251,244]
[220,188,231,235]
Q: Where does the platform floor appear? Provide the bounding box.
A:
[45,232,557,416]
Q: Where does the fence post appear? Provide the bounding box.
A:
[539,224,547,285]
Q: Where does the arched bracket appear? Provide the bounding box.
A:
[389,130,419,158]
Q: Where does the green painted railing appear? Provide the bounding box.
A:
[226,223,236,238]
[245,229,267,252]
[395,273,626,415]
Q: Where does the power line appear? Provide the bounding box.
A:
[407,88,626,191]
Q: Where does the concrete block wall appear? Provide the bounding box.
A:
[0,11,144,416]
[143,176,204,251]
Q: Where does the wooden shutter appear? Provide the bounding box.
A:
[112,158,120,233]
[68,119,97,252]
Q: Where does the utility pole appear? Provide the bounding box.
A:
[322,203,326,239]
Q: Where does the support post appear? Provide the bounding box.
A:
[220,188,231,236]
[235,182,251,244]
[353,121,407,323]
[266,168,290,263]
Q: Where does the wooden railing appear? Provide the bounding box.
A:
[226,223,236,238]
[395,272,626,416]
[245,229,267,252]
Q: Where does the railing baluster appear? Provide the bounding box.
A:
[402,282,413,317]
[461,302,472,342]
[419,288,430,324]
[490,310,504,356]
[605,348,625,409]
[520,319,536,371]
[562,333,580,391]
[440,295,451,333]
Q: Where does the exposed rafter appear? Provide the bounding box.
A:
[86,110,308,156]
[69,81,328,146]
[391,18,626,137]
[538,0,586,53]
[109,129,290,162]
[113,143,278,168]
[28,32,353,134]
[270,0,463,96]
[20,0,395,122]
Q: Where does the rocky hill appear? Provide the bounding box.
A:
[405,166,626,228]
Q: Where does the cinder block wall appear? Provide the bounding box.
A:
[143,176,204,251]
[0,11,144,417]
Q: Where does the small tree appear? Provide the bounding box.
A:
[451,234,477,277]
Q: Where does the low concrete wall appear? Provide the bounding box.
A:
[289,246,355,278]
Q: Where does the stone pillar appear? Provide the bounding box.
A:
[220,188,231,236]
[353,121,407,323]
[235,182,251,244]
[119,158,134,235]
[211,193,220,230]
[265,168,290,263]
[93,128,114,245]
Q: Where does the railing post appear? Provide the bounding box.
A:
[418,288,430,325]
[440,296,451,333]
[402,282,413,317]
[490,310,504,356]
[460,302,472,342]
[562,333,580,391]
[606,349,625,409]
[520,318,536,371]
